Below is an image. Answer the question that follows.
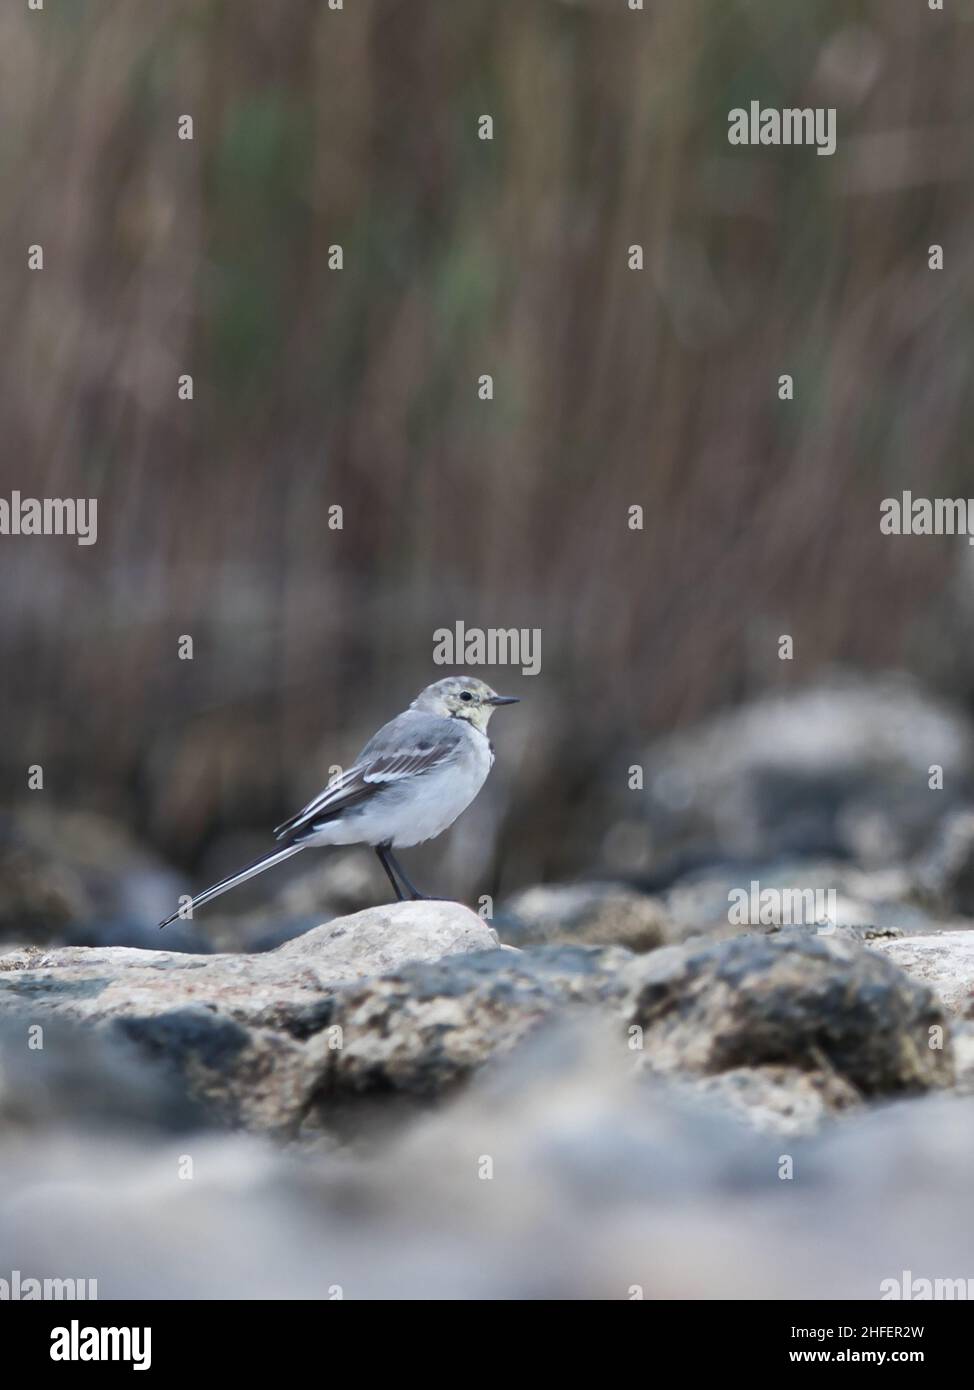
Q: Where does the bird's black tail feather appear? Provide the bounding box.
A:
[158,843,305,929]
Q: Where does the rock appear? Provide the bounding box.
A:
[4,1020,974,1298]
[324,944,631,1104]
[0,900,499,1010]
[623,933,952,1096]
[0,808,193,952]
[659,858,930,940]
[0,1013,202,1136]
[950,1022,974,1094]
[498,882,671,951]
[0,897,953,1141]
[912,810,974,917]
[622,676,974,877]
[868,931,974,1018]
[0,902,503,1132]
[0,835,93,945]
[684,1065,861,1136]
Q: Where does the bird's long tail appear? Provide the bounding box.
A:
[158,843,306,929]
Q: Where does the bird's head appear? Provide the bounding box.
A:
[412,675,520,731]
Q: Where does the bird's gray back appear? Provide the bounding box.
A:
[357,708,465,765]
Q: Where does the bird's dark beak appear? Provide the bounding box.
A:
[488,695,520,705]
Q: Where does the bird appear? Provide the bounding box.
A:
[158,675,519,928]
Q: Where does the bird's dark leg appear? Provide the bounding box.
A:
[375,845,406,902]
[385,849,433,901]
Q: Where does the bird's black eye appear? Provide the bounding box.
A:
[460,691,473,701]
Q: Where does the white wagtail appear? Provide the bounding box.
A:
[159,675,519,928]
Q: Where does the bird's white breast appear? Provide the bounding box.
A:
[387,721,493,848]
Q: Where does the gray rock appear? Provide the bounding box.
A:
[0,1013,202,1135]
[950,1022,974,1094]
[912,809,974,917]
[0,902,503,1132]
[624,676,974,876]
[498,882,671,951]
[684,1065,862,1136]
[659,858,928,940]
[0,808,194,952]
[324,943,631,1104]
[869,930,974,1019]
[3,1022,974,1299]
[0,835,93,944]
[0,901,952,1141]
[0,900,499,1016]
[622,933,952,1097]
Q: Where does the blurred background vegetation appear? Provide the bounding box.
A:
[1,0,973,906]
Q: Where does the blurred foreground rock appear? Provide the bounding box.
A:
[1,1016,972,1300]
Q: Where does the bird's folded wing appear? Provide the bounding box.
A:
[273,715,463,843]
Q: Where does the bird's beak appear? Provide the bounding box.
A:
[488,695,520,705]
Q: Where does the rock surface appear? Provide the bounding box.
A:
[619,676,974,877]
[0,902,502,1131]
[0,904,953,1136]
[869,931,974,1019]
[0,900,500,1007]
[912,810,974,918]
[684,1064,862,1135]
[625,933,952,1096]
[324,943,630,1106]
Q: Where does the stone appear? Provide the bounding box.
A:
[3,1021,974,1298]
[684,1065,861,1136]
[622,933,952,1096]
[0,902,503,1132]
[0,808,195,952]
[622,676,974,877]
[0,904,954,1139]
[912,810,974,917]
[323,944,631,1102]
[868,930,974,1019]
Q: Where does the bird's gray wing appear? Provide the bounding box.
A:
[273,711,464,843]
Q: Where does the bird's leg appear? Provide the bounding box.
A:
[375,845,406,902]
[385,849,434,901]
